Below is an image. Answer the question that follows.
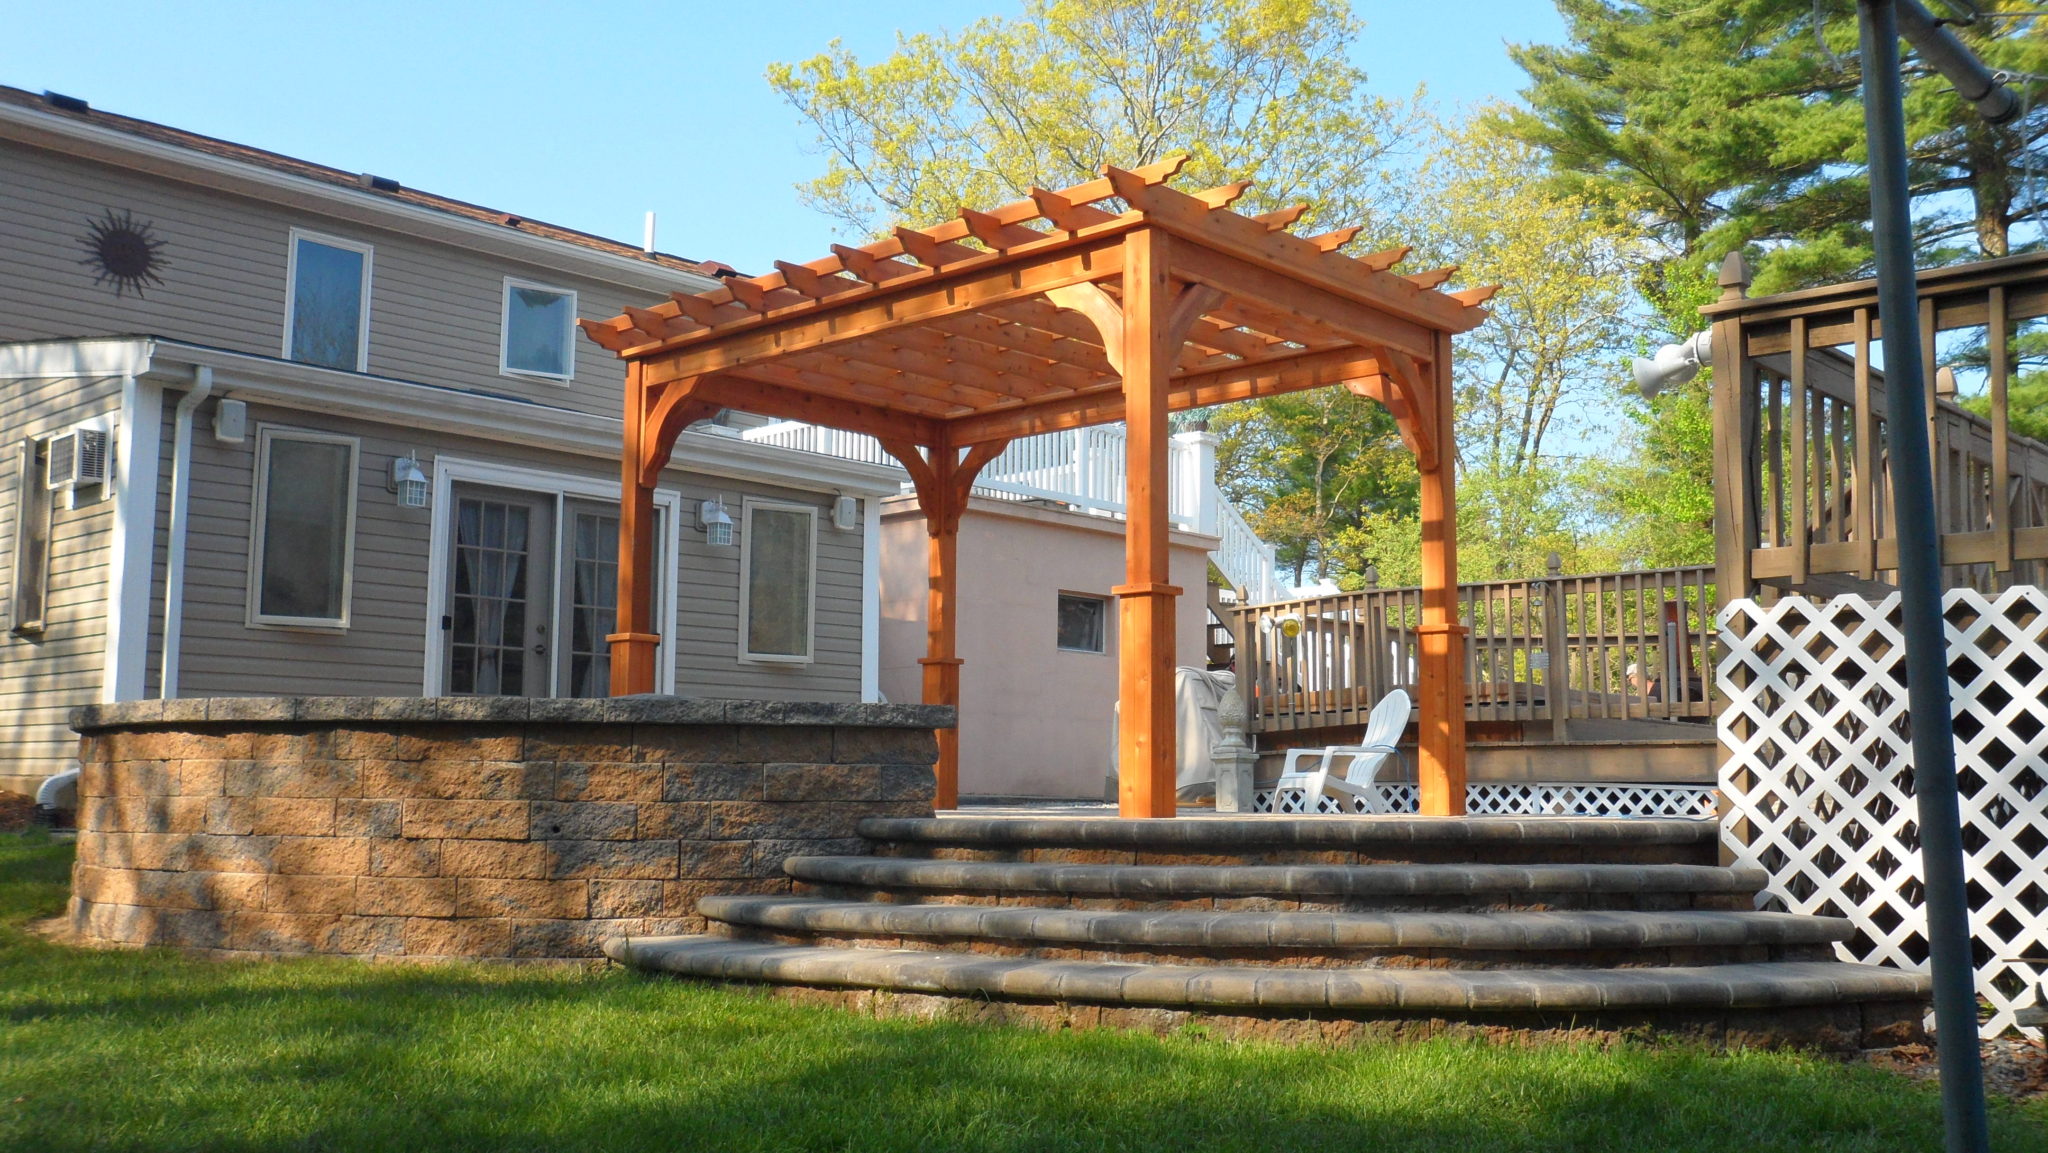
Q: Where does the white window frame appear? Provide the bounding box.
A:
[738,497,818,665]
[499,277,578,383]
[421,457,682,696]
[282,228,374,373]
[246,424,360,631]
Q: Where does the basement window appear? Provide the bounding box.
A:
[1057,593,1106,654]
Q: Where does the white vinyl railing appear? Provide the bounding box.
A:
[741,419,1284,602]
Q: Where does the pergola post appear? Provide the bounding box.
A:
[610,361,662,694]
[1414,331,1467,815]
[1116,228,1181,819]
[884,436,1008,810]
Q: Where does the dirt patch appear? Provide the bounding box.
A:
[0,792,41,833]
[1862,1036,2048,1101]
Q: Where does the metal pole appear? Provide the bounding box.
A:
[1856,5,1990,1150]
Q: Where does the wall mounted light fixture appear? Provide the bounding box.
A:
[388,454,429,509]
[699,497,735,547]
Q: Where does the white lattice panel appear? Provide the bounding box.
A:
[1719,588,2048,1038]
[1255,783,1716,819]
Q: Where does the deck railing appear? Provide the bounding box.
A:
[1229,565,1717,735]
[1709,251,2048,596]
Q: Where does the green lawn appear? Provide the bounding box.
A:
[2,832,2043,1153]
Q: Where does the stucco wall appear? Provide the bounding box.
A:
[66,696,944,960]
[879,496,1216,800]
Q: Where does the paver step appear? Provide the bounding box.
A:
[858,815,1718,867]
[607,935,1930,1016]
[786,855,1763,912]
[699,895,1847,967]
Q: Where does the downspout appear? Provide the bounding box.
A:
[159,366,212,699]
[860,495,882,702]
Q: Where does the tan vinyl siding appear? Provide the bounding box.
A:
[0,375,121,795]
[155,403,864,703]
[0,139,667,420]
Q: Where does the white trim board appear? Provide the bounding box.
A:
[102,376,159,702]
[422,456,682,696]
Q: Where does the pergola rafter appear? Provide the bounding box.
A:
[586,156,1492,818]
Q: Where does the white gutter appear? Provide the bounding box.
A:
[860,495,883,702]
[103,369,164,702]
[159,366,212,699]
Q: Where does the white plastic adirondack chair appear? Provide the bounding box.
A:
[1272,688,1410,814]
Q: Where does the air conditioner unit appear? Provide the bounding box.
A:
[45,428,109,490]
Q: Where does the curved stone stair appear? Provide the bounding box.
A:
[606,815,1930,1049]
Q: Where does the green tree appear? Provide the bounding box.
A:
[1500,1,2048,297]
[1212,391,1415,586]
[768,0,1422,237]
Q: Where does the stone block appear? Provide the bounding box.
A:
[335,799,402,839]
[606,696,725,724]
[73,865,137,906]
[635,802,712,839]
[246,731,311,761]
[661,878,786,918]
[151,908,231,949]
[271,836,369,876]
[746,838,863,876]
[524,724,649,764]
[554,762,664,803]
[401,799,530,841]
[531,801,635,841]
[677,839,756,880]
[368,837,443,877]
[395,725,525,763]
[230,911,342,954]
[402,917,514,958]
[175,760,233,797]
[206,697,298,723]
[439,840,546,879]
[197,872,269,912]
[765,763,879,802]
[110,760,175,797]
[723,700,846,726]
[663,763,764,802]
[877,764,939,804]
[203,798,252,836]
[77,758,113,799]
[737,724,832,764]
[590,879,666,918]
[356,876,458,917]
[546,839,680,881]
[832,727,938,767]
[700,801,885,841]
[267,874,357,914]
[144,796,211,834]
[224,759,361,799]
[509,917,624,959]
[633,725,739,764]
[455,878,589,919]
[432,697,531,723]
[184,834,281,873]
[231,797,337,837]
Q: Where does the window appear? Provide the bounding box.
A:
[740,500,816,662]
[249,427,358,628]
[9,439,49,634]
[284,230,372,372]
[1057,593,1107,653]
[501,279,576,380]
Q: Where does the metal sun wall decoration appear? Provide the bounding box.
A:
[78,208,168,298]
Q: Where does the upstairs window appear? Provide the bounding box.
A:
[249,427,358,628]
[740,500,815,663]
[501,279,576,381]
[284,230,372,372]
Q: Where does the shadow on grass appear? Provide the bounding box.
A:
[3,834,2042,1153]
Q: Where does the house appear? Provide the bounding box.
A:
[0,86,900,800]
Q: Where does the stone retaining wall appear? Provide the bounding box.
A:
[66,697,946,961]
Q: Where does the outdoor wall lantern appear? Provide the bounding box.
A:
[388,454,430,509]
[698,497,735,547]
[1631,329,1712,399]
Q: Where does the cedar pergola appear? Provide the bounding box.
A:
[581,156,1494,818]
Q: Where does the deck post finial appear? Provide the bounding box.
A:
[1212,685,1257,813]
[1718,252,1751,301]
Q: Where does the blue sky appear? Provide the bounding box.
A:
[0,1,1565,275]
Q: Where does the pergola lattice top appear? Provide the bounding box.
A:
[584,155,1489,820]
[581,156,1494,479]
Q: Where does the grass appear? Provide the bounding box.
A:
[2,833,2043,1153]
